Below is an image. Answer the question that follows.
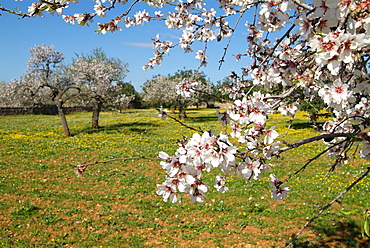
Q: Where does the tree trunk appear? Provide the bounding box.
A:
[92,100,102,129]
[56,99,71,137]
[178,103,187,120]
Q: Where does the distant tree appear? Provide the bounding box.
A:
[142,75,176,107]
[143,70,213,119]
[169,69,214,108]
[0,81,19,107]
[215,74,252,101]
[116,82,142,109]
[71,48,131,128]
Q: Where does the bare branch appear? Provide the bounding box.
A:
[278,132,368,154]
[75,156,162,176]
[287,139,347,180]
[218,11,245,70]
[165,112,204,133]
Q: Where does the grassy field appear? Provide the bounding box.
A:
[0,109,369,247]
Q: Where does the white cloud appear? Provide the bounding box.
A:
[122,42,153,48]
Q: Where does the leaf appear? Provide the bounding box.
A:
[364,216,370,237]
[340,209,356,215]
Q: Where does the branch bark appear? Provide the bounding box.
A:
[278,132,368,154]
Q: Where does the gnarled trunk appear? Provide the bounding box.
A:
[92,99,102,129]
[178,103,187,120]
[56,99,71,137]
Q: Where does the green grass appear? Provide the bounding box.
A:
[0,109,369,247]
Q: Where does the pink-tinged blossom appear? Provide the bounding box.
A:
[134,10,150,25]
[278,103,298,117]
[216,110,230,126]
[217,134,237,166]
[176,80,198,97]
[63,15,75,24]
[264,126,279,145]
[195,50,208,66]
[156,179,180,203]
[269,174,289,200]
[318,79,355,111]
[189,181,209,203]
[271,185,290,200]
[75,167,84,177]
[28,3,44,17]
[160,156,181,177]
[230,122,241,138]
[236,158,263,180]
[263,142,280,160]
[159,151,171,160]
[294,13,313,38]
[154,11,163,17]
[214,175,229,193]
[156,107,168,120]
[94,3,106,17]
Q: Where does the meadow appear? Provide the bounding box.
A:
[0,109,369,247]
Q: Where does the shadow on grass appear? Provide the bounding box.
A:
[188,116,218,123]
[292,220,369,248]
[290,122,325,130]
[75,122,160,135]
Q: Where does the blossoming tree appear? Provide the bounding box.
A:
[2,0,370,245]
[4,44,133,136]
[142,70,213,119]
[70,48,132,129]
[21,44,76,137]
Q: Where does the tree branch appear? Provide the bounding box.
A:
[278,132,369,154]
[0,6,30,18]
[287,139,347,180]
[75,156,162,176]
[165,112,204,133]
[292,0,314,11]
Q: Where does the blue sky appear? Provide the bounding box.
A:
[0,1,252,91]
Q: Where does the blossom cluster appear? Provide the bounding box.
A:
[156,131,237,203]
[157,88,287,202]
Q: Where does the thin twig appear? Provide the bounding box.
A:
[165,113,204,133]
[282,117,294,138]
[286,166,370,247]
[287,140,346,180]
[75,156,161,176]
[218,11,245,70]
[0,7,30,18]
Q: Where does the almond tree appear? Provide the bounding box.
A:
[142,71,213,119]
[22,44,80,137]
[70,48,131,129]
[2,0,370,244]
